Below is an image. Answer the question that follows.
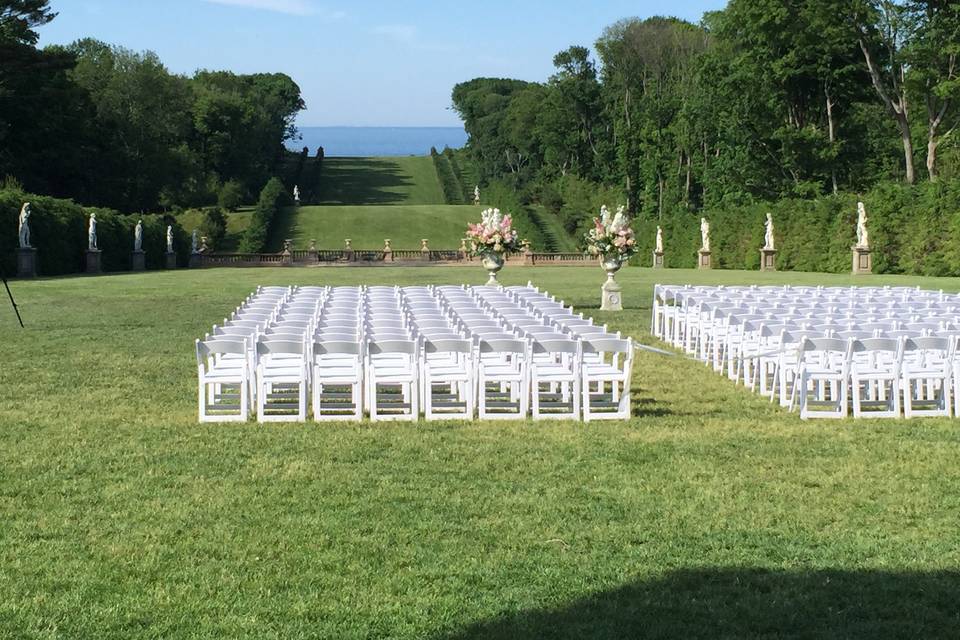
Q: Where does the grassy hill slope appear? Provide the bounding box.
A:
[269,204,482,250]
[315,156,445,205]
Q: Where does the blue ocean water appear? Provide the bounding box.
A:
[289,126,468,157]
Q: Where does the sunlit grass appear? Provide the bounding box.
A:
[1,266,959,638]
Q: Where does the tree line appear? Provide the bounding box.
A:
[0,1,304,213]
[452,1,960,231]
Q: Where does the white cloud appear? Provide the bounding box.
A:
[203,0,344,18]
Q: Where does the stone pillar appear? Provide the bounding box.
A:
[522,240,534,266]
[344,239,354,262]
[759,248,777,272]
[165,251,177,269]
[852,247,872,275]
[308,239,318,263]
[458,238,468,261]
[131,250,146,272]
[383,239,393,262]
[281,239,293,266]
[652,251,664,269]
[189,251,202,268]
[421,238,430,261]
[85,249,102,274]
[601,273,623,311]
[697,249,712,270]
[16,247,37,278]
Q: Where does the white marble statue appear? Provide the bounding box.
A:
[655,226,664,254]
[293,185,300,203]
[134,219,143,252]
[700,217,710,252]
[763,212,775,251]
[166,225,174,253]
[473,185,480,205]
[18,202,31,248]
[88,213,98,250]
[856,202,870,249]
[191,230,199,253]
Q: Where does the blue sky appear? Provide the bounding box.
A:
[39,0,726,127]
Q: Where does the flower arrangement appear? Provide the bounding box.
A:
[586,205,637,261]
[466,208,522,256]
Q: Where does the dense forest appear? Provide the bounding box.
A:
[0,1,304,213]
[453,1,960,237]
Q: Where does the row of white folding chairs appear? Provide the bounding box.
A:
[198,333,633,422]
[783,335,958,419]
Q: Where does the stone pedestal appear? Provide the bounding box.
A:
[85,249,102,274]
[131,250,146,272]
[165,251,177,269]
[523,241,534,266]
[652,251,664,269]
[698,249,712,270]
[852,247,872,275]
[421,239,430,261]
[189,252,202,268]
[601,273,623,311]
[308,239,318,264]
[759,248,777,272]
[281,239,293,266]
[16,247,37,278]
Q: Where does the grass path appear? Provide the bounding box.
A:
[315,156,445,205]
[1,267,960,637]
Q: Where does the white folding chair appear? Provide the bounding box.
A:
[312,340,363,421]
[477,338,529,420]
[792,338,852,420]
[196,338,250,422]
[530,339,582,420]
[366,339,420,421]
[581,338,633,421]
[902,337,953,418]
[256,340,308,422]
[422,338,475,420]
[850,338,903,419]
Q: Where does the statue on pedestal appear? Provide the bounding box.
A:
[655,226,664,254]
[18,203,31,248]
[763,213,775,251]
[166,225,174,253]
[293,185,300,204]
[856,202,870,249]
[700,217,710,252]
[88,213,98,250]
[191,230,199,253]
[134,219,143,252]
[473,185,480,205]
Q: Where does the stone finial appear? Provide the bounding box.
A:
[383,239,392,251]
[308,239,317,252]
[344,238,352,250]
[283,239,293,254]
[421,238,430,252]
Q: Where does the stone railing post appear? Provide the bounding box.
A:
[523,239,534,266]
[281,239,293,266]
[383,239,393,262]
[421,238,430,261]
[308,239,318,263]
[344,238,354,262]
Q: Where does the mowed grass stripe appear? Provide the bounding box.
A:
[269,204,484,250]
[315,156,446,206]
[1,267,960,638]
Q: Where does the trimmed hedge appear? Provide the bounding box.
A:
[625,180,960,274]
[431,147,466,205]
[238,177,289,253]
[1,188,190,276]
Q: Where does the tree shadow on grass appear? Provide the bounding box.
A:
[437,568,960,639]
[316,157,417,205]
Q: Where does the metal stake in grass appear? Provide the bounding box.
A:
[0,266,24,328]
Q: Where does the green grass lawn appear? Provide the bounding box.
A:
[268,204,484,250]
[315,156,446,205]
[2,266,960,638]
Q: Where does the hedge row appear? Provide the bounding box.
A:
[0,188,191,276]
[443,147,470,203]
[238,177,289,253]
[431,147,466,205]
[625,180,960,275]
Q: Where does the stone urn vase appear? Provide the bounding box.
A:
[480,251,505,286]
[600,254,624,311]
